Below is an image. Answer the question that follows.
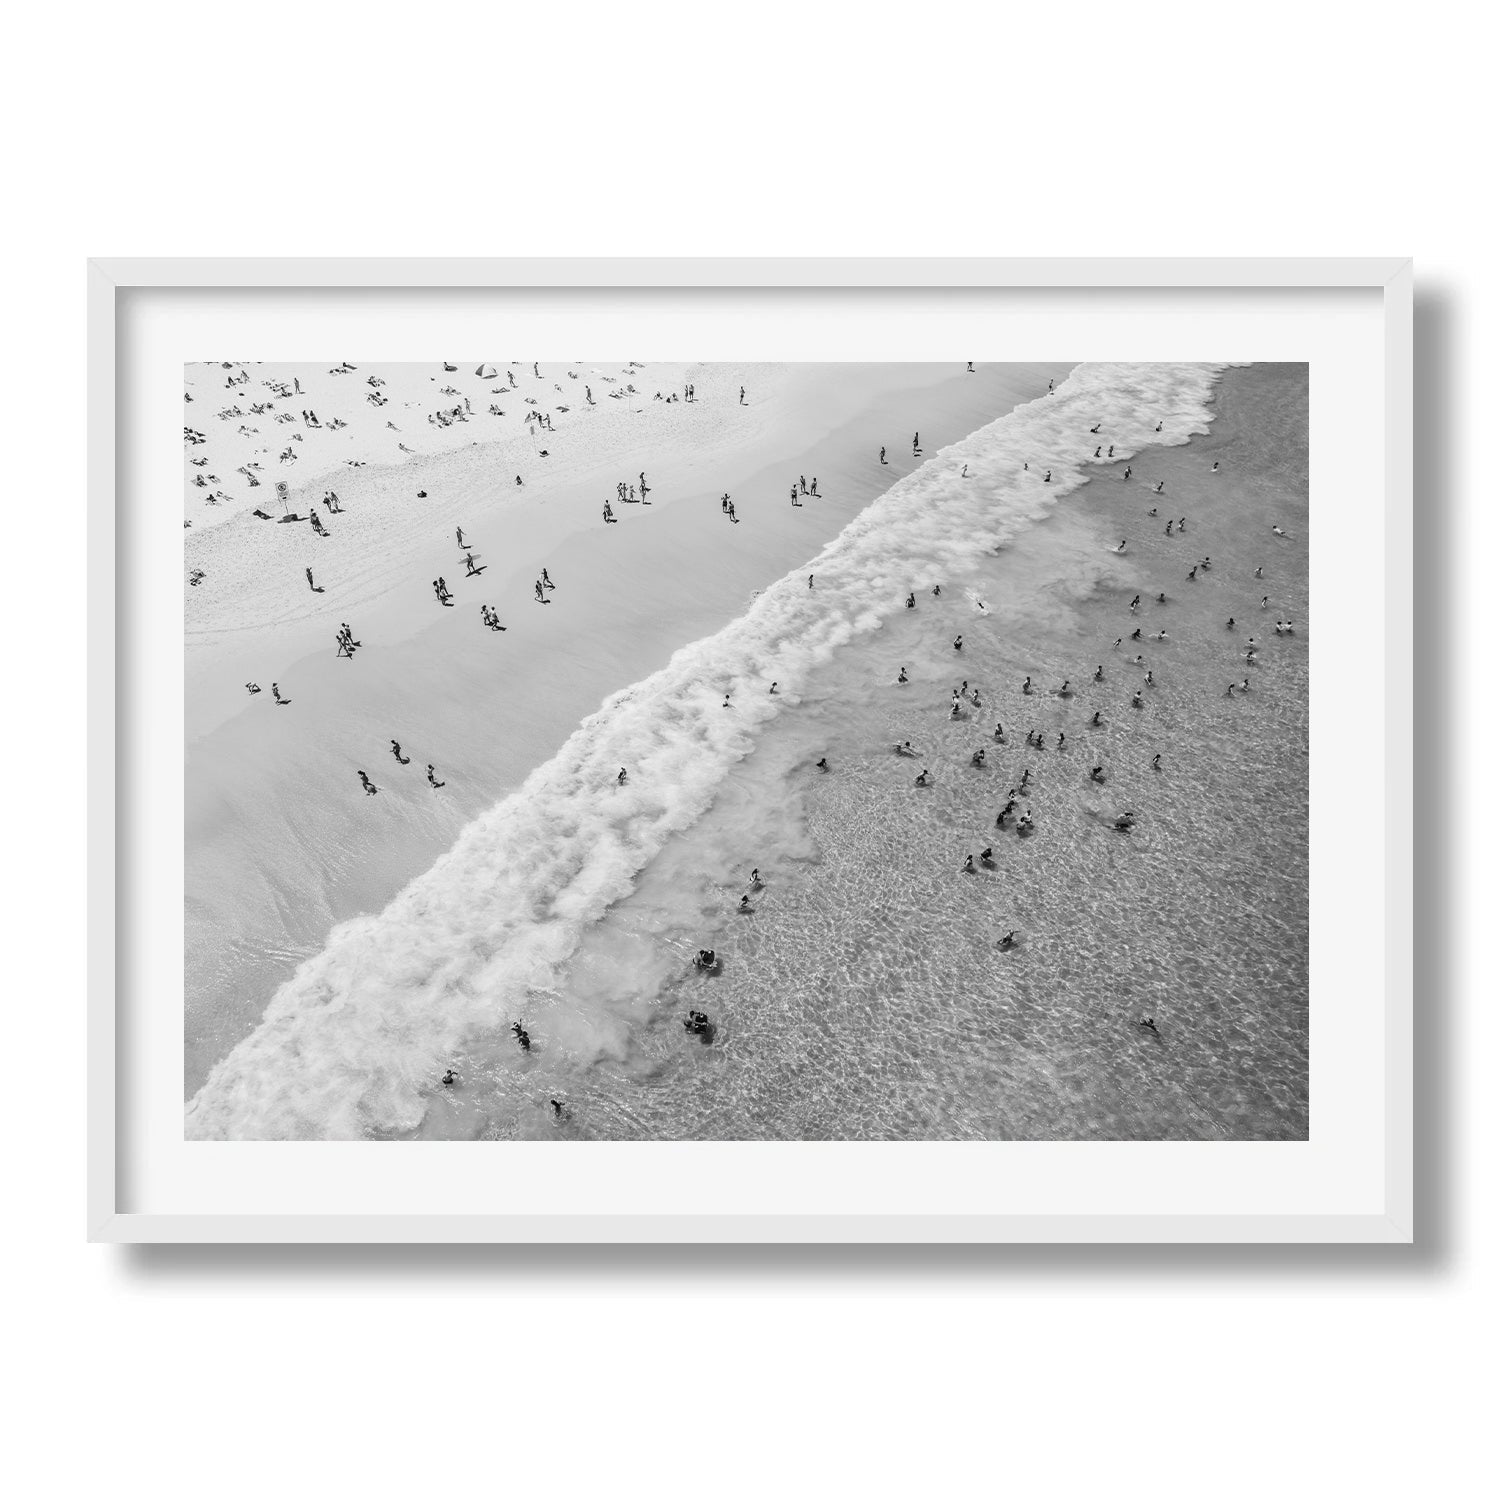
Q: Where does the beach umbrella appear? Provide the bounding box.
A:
[475,364,497,379]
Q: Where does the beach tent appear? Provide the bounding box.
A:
[475,364,497,379]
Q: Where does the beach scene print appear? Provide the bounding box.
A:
[183,360,1308,1142]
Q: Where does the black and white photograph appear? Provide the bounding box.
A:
[184,358,1308,1142]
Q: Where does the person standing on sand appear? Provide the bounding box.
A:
[913,432,921,455]
[391,740,409,764]
[790,485,800,506]
[740,386,746,405]
[427,764,445,788]
[306,567,316,591]
[456,526,466,548]
[880,446,887,464]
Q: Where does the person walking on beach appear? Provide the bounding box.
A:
[913,432,921,456]
[456,526,467,548]
[880,446,887,464]
[740,386,746,405]
[272,682,289,705]
[391,740,409,764]
[808,574,814,589]
[791,485,800,506]
[542,568,554,589]
[358,771,377,795]
[306,567,317,591]
[427,764,445,789]
[617,767,628,785]
[810,478,819,496]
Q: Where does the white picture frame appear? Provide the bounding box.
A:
[89,257,1413,1244]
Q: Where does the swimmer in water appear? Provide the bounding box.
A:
[1211,461,1219,472]
[906,592,916,608]
[1131,691,1143,708]
[962,854,975,873]
[1130,595,1141,611]
[997,931,1018,951]
[1139,1016,1159,1033]
[1090,765,1105,783]
[511,1022,531,1052]
[1255,566,1264,578]
[1157,592,1166,604]
[1044,469,1052,483]
[953,635,963,651]
[1022,676,1033,694]
[972,749,986,767]
[1272,525,1286,536]
[770,682,778,694]
[980,846,995,865]
[898,667,908,683]
[1094,666,1105,682]
[1115,540,1127,553]
[617,767,628,785]
[1227,617,1236,629]
[816,757,829,771]
[915,768,931,786]
[739,894,753,911]
[1123,466,1132,479]
[1090,711,1102,726]
[993,722,1005,741]
[934,584,942,597]
[1149,507,1158,517]
[1152,753,1161,771]
[442,1069,456,1087]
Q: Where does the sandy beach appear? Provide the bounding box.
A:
[185,360,1072,1095]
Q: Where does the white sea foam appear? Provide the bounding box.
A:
[186,362,1224,1139]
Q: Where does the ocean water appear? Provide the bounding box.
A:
[187,362,1308,1142]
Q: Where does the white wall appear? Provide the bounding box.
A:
[3,3,1489,1495]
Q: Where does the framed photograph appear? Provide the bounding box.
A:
[90,258,1412,1243]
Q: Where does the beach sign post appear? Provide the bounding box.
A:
[275,479,289,514]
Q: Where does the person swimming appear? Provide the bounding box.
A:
[769,681,778,694]
[993,722,1005,741]
[898,667,909,683]
[1090,765,1105,783]
[997,931,1018,951]
[915,768,931,786]
[816,757,829,771]
[1090,711,1102,726]
[1138,1016,1159,1033]
[906,592,916,609]
[1043,469,1051,483]
[962,854,975,873]
[1131,691,1143,708]
[1022,676,1033,694]
[980,846,995,864]
[894,741,917,756]
[739,894,753,912]
[1151,753,1161,771]
[953,635,963,651]
[1094,666,1105,682]
[442,1069,456,1087]
[972,748,986,767]
[511,1022,531,1052]
[750,868,762,887]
